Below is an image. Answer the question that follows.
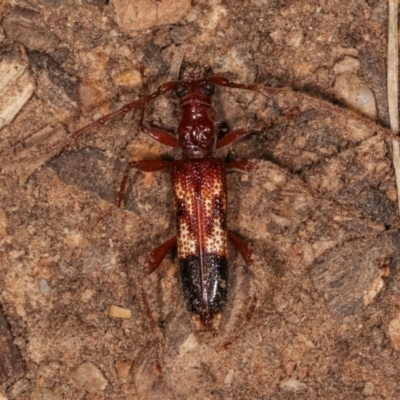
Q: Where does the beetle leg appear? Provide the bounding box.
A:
[137,236,178,372]
[216,128,251,149]
[118,159,171,207]
[220,294,257,350]
[139,103,179,147]
[225,159,256,172]
[209,75,395,144]
[2,81,182,167]
[228,231,252,265]
[143,236,177,274]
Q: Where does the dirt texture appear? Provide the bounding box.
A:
[1,0,400,399]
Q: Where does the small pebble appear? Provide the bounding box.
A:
[224,369,234,386]
[6,379,32,399]
[39,279,51,294]
[31,387,63,400]
[0,46,35,129]
[82,247,117,275]
[363,276,384,306]
[0,209,7,240]
[178,333,199,356]
[81,289,95,302]
[333,72,377,119]
[279,378,307,393]
[115,360,133,378]
[388,318,400,350]
[78,80,105,109]
[70,362,108,392]
[3,7,59,52]
[333,56,361,74]
[285,29,304,48]
[362,381,375,396]
[112,0,191,34]
[3,124,68,184]
[109,305,132,319]
[214,49,256,83]
[114,70,143,88]
[270,30,283,44]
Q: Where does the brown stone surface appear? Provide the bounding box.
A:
[0,45,35,130]
[0,308,24,384]
[0,0,400,398]
[111,0,192,35]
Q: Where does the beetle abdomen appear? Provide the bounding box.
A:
[171,157,228,330]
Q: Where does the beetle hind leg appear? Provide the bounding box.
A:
[228,231,252,265]
[143,236,177,274]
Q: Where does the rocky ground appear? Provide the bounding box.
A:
[1,0,400,399]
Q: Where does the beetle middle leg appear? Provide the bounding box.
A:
[116,156,173,336]
[117,159,171,207]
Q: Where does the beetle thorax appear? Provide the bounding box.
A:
[178,101,217,159]
[174,79,218,159]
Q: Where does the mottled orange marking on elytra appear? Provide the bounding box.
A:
[171,157,227,260]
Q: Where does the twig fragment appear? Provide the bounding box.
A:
[388,0,400,213]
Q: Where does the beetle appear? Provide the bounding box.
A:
[116,76,258,332]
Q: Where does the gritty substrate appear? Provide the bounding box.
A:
[1,0,400,399]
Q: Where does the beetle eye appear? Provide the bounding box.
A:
[176,83,189,98]
[199,81,215,96]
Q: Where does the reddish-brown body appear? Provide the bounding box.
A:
[114,76,254,331]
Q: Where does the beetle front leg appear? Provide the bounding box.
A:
[216,128,252,149]
[118,159,171,207]
[226,159,256,172]
[139,103,180,147]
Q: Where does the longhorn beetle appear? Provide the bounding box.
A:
[117,75,258,332]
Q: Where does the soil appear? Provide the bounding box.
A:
[1,0,400,399]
